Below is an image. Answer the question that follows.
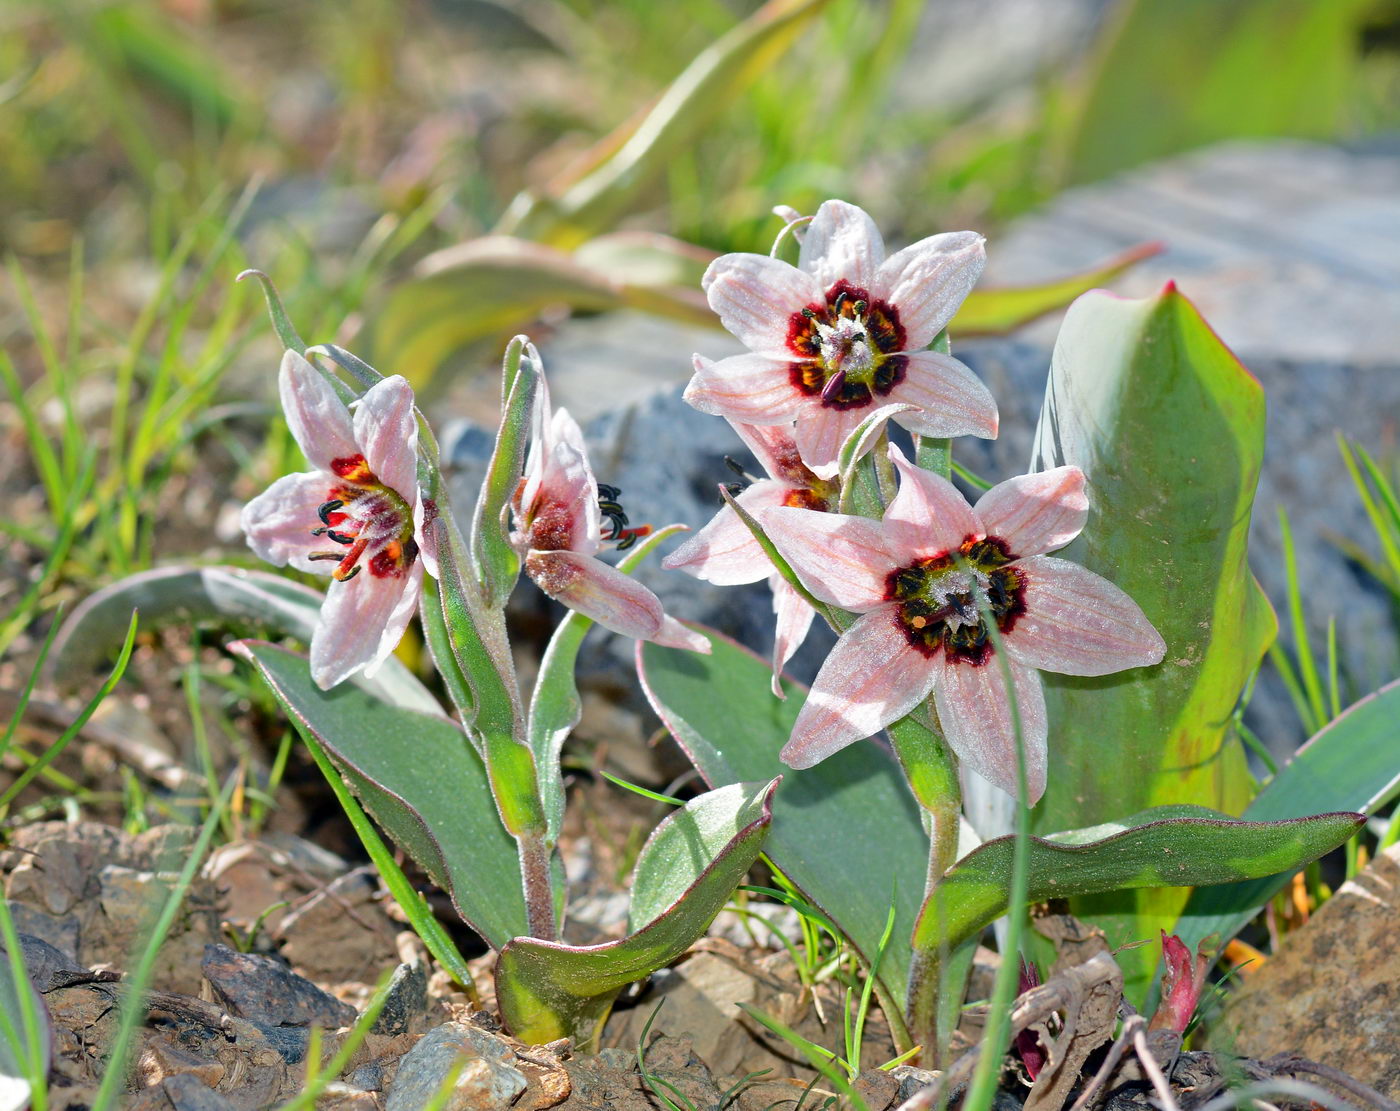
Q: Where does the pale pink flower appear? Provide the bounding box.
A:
[686,199,997,476]
[513,374,709,654]
[760,446,1165,802]
[242,350,434,690]
[662,416,832,695]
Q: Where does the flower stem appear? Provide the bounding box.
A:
[518,831,557,941]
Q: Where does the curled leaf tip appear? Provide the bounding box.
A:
[238,267,305,353]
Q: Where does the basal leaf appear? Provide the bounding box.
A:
[636,627,926,1009]
[47,565,441,715]
[1029,284,1274,999]
[0,936,51,1111]
[913,806,1362,959]
[495,779,777,1048]
[1176,679,1400,952]
[235,641,527,950]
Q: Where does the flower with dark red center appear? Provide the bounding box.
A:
[512,370,709,654]
[662,414,835,695]
[242,350,435,690]
[685,200,998,476]
[759,445,1166,801]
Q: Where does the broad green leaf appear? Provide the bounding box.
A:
[368,237,709,388]
[1029,285,1274,999]
[573,231,714,290]
[950,242,1159,335]
[496,779,777,1048]
[498,0,835,247]
[527,525,688,847]
[1057,0,1368,187]
[1176,679,1400,952]
[46,565,441,715]
[912,805,1362,959]
[637,627,926,1010]
[235,641,527,950]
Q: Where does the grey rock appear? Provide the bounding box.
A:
[385,1022,528,1111]
[161,1074,239,1111]
[3,902,79,961]
[370,959,429,1036]
[890,1064,941,1104]
[201,943,358,1031]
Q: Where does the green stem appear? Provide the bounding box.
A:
[517,831,557,941]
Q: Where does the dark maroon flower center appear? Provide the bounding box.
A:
[308,453,418,581]
[786,281,907,410]
[884,535,1025,665]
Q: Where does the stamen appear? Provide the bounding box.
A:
[308,552,342,562]
[325,529,356,546]
[338,565,361,581]
[724,456,759,484]
[853,299,867,314]
[318,499,344,526]
[820,369,847,403]
[801,307,817,319]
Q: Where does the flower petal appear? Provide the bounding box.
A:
[241,471,333,574]
[761,506,893,611]
[798,200,885,291]
[685,353,803,424]
[780,607,937,769]
[525,550,664,640]
[1006,555,1166,676]
[975,468,1087,557]
[702,253,823,357]
[885,351,999,440]
[661,481,785,585]
[279,349,358,472]
[730,421,815,487]
[875,230,986,350]
[770,575,814,699]
[353,375,419,499]
[934,655,1048,804]
[792,403,870,478]
[884,443,984,560]
[550,409,601,551]
[310,558,422,689]
[654,617,712,654]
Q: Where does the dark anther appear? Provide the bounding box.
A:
[801,307,817,319]
[339,565,361,582]
[723,455,759,485]
[326,530,356,546]
[850,333,867,345]
[820,369,848,404]
[724,482,745,499]
[853,299,867,313]
[597,483,622,501]
[308,552,342,562]
[317,499,344,526]
[832,291,848,310]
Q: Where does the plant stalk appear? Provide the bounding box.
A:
[518,831,557,941]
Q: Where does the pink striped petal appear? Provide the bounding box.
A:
[310,558,422,689]
[661,481,784,585]
[798,200,885,291]
[875,231,986,350]
[761,506,893,611]
[975,468,1087,558]
[730,421,815,487]
[885,444,984,561]
[702,253,823,358]
[886,351,999,440]
[279,349,357,472]
[241,471,331,574]
[550,410,601,551]
[792,404,870,478]
[685,353,804,424]
[781,607,937,769]
[353,375,419,499]
[654,617,712,654]
[1006,556,1166,676]
[934,655,1048,803]
[525,550,664,640]
[769,576,815,699]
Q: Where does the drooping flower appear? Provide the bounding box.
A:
[760,446,1165,801]
[662,410,832,695]
[242,350,433,690]
[1148,932,1207,1035]
[686,199,997,476]
[513,372,709,654]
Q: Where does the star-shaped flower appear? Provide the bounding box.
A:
[242,350,434,689]
[662,411,829,695]
[761,446,1166,801]
[513,375,708,653]
[686,200,997,476]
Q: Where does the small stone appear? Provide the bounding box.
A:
[201,943,358,1030]
[371,960,429,1036]
[136,1035,227,1089]
[313,1082,380,1110]
[5,901,80,959]
[889,1064,941,1104]
[385,1022,528,1111]
[160,1073,239,1111]
[852,1068,901,1111]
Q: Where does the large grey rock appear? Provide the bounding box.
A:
[385,1022,528,1111]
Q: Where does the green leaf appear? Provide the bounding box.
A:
[1028,284,1274,999]
[527,525,688,848]
[913,805,1363,959]
[1056,0,1368,187]
[47,565,441,716]
[499,0,836,247]
[495,778,778,1048]
[233,641,528,950]
[1176,679,1400,952]
[471,337,536,608]
[636,628,926,1008]
[0,928,52,1111]
[950,243,1160,335]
